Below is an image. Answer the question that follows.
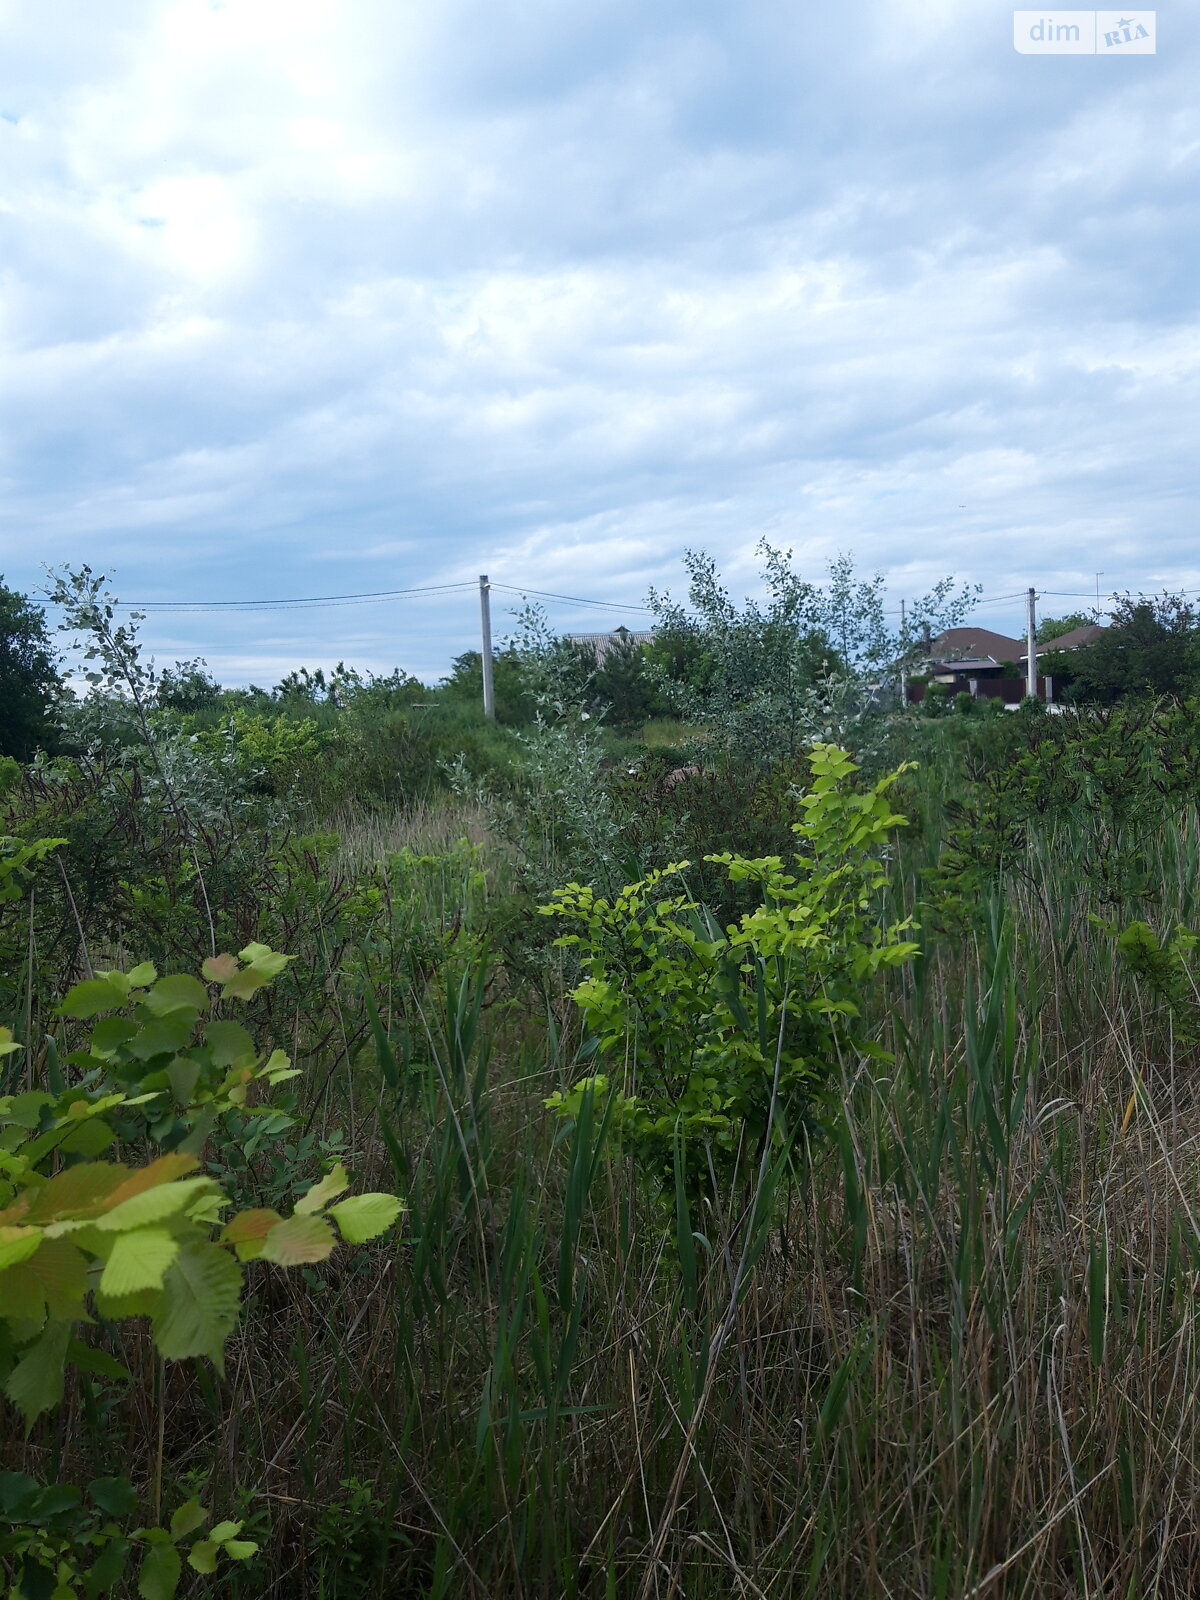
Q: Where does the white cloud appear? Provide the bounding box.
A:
[0,0,1197,678]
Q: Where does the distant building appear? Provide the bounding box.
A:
[566,625,656,662]
[928,627,1025,664]
[1030,623,1110,656]
[910,620,1111,708]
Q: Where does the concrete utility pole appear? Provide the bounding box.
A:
[479,574,495,721]
[899,598,908,706]
[1025,586,1038,701]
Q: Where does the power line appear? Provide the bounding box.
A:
[490,583,654,613]
[41,581,478,614]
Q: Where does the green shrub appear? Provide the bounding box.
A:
[542,744,918,1188]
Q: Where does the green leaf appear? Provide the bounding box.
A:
[221,968,270,1001]
[5,1319,70,1428]
[201,954,239,984]
[83,1536,130,1594]
[67,1340,132,1382]
[126,962,157,987]
[0,1225,42,1272]
[137,1541,181,1600]
[259,1212,336,1265]
[144,976,208,1019]
[24,1162,128,1223]
[168,1499,207,1541]
[0,1471,40,1516]
[100,1229,180,1298]
[208,1520,241,1542]
[126,1020,191,1063]
[294,1162,349,1215]
[223,1540,258,1561]
[27,1239,90,1317]
[0,1259,47,1318]
[203,1021,256,1067]
[186,1541,218,1574]
[329,1194,405,1245]
[58,1118,117,1159]
[220,1208,282,1262]
[88,1019,139,1058]
[88,1477,139,1517]
[94,1177,220,1233]
[5,1090,55,1127]
[152,1244,242,1370]
[94,1284,163,1320]
[57,979,126,1019]
[164,1059,201,1107]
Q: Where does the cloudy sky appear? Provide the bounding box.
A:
[1,0,1195,683]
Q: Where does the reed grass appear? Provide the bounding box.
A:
[15,782,1200,1598]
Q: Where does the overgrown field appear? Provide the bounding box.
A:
[5,700,1200,1599]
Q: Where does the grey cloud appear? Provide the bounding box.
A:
[0,0,1197,678]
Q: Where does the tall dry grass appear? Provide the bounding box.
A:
[17,790,1200,1598]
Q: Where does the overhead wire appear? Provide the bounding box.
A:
[36,576,1137,628]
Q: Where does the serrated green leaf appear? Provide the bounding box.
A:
[0,1225,42,1271]
[94,1284,162,1320]
[248,950,290,977]
[58,1118,116,1159]
[67,1340,132,1382]
[209,1520,241,1542]
[152,1244,242,1370]
[5,1319,70,1428]
[26,1239,89,1317]
[144,976,208,1020]
[294,1162,349,1215]
[88,1478,139,1517]
[5,1090,55,1127]
[164,1059,200,1107]
[24,1163,128,1224]
[203,1021,256,1068]
[0,1259,47,1318]
[100,1229,180,1298]
[169,1499,207,1541]
[0,1471,39,1516]
[222,1540,257,1561]
[186,1541,218,1574]
[88,1019,139,1058]
[126,962,157,987]
[220,1208,282,1261]
[94,1178,220,1233]
[221,968,269,1001]
[58,980,126,1019]
[83,1529,130,1593]
[259,1212,335,1265]
[83,1535,130,1593]
[126,1020,191,1063]
[201,953,239,983]
[329,1193,405,1245]
[137,1540,181,1600]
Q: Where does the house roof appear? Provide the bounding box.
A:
[927,627,1024,663]
[1033,623,1109,654]
[567,628,656,661]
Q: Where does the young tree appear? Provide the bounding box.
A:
[1037,612,1095,644]
[1068,594,1200,703]
[646,543,977,760]
[0,582,63,759]
[156,658,222,713]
